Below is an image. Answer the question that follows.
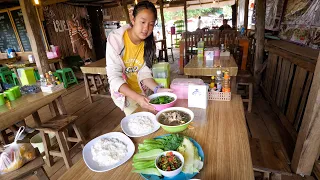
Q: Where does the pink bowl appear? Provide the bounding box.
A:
[148,92,177,112]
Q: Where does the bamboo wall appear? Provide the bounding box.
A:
[103,6,126,21]
[43,3,95,59]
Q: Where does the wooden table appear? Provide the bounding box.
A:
[184,55,238,92]
[59,95,254,180]
[4,58,64,85]
[0,88,67,131]
[184,55,238,76]
[80,58,110,103]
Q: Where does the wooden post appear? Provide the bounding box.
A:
[253,0,265,91]
[19,0,50,75]
[122,1,130,24]
[159,0,168,62]
[291,53,320,175]
[183,0,187,32]
[244,0,249,29]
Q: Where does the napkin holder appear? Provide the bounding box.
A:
[188,84,208,109]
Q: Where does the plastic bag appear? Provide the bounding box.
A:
[0,127,36,174]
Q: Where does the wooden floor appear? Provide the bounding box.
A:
[22,49,313,180]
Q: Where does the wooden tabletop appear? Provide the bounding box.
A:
[184,55,238,76]
[0,89,66,130]
[80,58,106,75]
[59,95,254,180]
[5,58,62,68]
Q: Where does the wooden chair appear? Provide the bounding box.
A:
[36,115,85,169]
[184,31,203,63]
[0,149,49,180]
[203,30,220,47]
[221,30,238,54]
[158,40,169,62]
[236,75,253,112]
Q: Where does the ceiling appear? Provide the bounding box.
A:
[0,0,234,9]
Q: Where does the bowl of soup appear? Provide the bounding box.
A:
[148,92,177,111]
[155,107,194,133]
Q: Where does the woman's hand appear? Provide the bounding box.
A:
[157,88,173,93]
[136,95,156,112]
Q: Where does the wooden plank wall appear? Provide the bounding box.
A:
[261,42,317,147]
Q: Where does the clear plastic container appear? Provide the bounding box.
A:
[170,78,204,99]
[17,67,36,86]
[152,62,170,78]
[197,38,204,58]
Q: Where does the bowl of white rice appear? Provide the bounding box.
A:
[121,112,160,137]
[83,132,135,172]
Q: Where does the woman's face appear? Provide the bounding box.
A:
[131,9,156,40]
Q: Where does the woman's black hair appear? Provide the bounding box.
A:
[132,1,157,68]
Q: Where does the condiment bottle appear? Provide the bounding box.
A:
[222,71,231,92]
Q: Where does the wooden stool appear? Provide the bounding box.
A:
[0,128,14,145]
[236,76,253,112]
[0,149,49,180]
[88,74,105,93]
[36,115,85,169]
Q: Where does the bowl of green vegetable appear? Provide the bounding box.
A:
[148,92,177,111]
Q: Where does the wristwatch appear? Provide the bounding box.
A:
[154,85,163,93]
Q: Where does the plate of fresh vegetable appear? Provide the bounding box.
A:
[132,134,204,180]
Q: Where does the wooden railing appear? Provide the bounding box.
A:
[261,40,319,154]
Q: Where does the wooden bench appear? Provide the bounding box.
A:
[250,138,292,179]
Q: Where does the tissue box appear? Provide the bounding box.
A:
[170,78,204,99]
[41,83,64,93]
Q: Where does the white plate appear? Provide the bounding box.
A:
[121,112,160,137]
[82,132,135,172]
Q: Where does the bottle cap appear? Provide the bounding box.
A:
[211,76,215,79]
[217,70,221,75]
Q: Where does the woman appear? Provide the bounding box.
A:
[106,1,172,116]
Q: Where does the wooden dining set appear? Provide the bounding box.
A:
[0,29,257,180]
[0,57,85,179]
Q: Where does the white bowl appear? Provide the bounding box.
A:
[155,151,184,178]
[120,112,160,137]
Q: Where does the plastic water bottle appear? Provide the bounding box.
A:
[215,70,223,92]
[197,38,205,59]
[40,75,47,87]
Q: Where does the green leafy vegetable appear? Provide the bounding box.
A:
[132,134,185,176]
[132,168,161,176]
[133,160,156,170]
[133,149,164,161]
[138,134,184,152]
[149,96,174,104]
